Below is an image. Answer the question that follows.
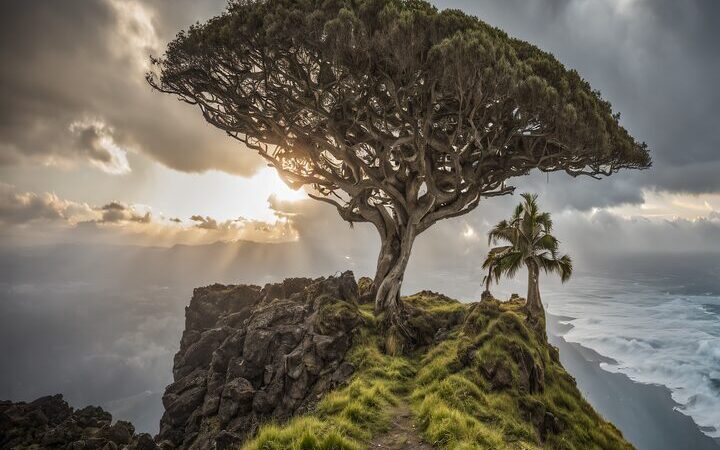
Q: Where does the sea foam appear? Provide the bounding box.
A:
[546,276,720,439]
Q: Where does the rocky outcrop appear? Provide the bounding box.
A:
[156,271,363,450]
[1,277,635,450]
[459,301,546,395]
[0,394,157,450]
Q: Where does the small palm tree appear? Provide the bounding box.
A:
[482,193,572,318]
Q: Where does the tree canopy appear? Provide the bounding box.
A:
[148,0,650,340]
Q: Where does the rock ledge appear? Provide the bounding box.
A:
[156,271,363,450]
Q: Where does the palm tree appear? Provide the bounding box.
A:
[481,247,506,300]
[482,193,572,318]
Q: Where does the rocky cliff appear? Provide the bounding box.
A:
[156,271,364,449]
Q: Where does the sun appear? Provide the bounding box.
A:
[252,167,307,203]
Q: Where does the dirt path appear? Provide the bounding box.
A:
[368,403,434,449]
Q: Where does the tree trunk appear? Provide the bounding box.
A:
[481,271,493,301]
[371,234,400,299]
[372,225,416,340]
[526,261,543,318]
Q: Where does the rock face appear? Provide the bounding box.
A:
[0,394,157,450]
[156,271,363,450]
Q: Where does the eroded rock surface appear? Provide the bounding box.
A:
[156,271,363,450]
[0,394,157,450]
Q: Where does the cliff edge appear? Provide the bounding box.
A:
[0,272,633,450]
[156,271,362,449]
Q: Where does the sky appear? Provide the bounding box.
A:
[1,0,720,254]
[3,0,720,323]
[1,0,720,436]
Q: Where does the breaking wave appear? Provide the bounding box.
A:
[546,276,720,439]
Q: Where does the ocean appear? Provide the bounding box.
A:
[543,265,720,440]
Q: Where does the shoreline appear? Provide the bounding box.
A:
[547,313,720,450]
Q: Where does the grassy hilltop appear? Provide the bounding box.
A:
[241,289,632,450]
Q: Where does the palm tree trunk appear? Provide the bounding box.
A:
[481,272,493,301]
[526,261,543,317]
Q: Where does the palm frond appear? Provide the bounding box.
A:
[520,192,538,207]
[488,220,513,245]
[536,212,553,232]
[536,234,559,253]
[536,253,573,283]
[512,203,524,222]
[558,254,573,283]
[482,193,572,289]
[497,251,525,279]
[481,246,512,269]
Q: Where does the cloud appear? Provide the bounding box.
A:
[106,0,161,72]
[0,279,184,434]
[0,0,258,176]
[1,0,718,208]
[0,183,95,226]
[556,209,720,258]
[190,215,219,230]
[0,184,158,227]
[1,0,720,262]
[69,120,131,174]
[509,171,646,212]
[100,202,151,223]
[0,185,297,246]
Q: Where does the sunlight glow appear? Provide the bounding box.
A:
[141,162,309,225]
[251,168,307,203]
[608,190,720,220]
[463,224,477,240]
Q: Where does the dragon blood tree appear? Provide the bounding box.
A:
[148,0,650,340]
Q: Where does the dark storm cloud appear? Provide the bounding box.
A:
[437,0,720,206]
[0,0,258,176]
[510,171,646,212]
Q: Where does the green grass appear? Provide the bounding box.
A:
[411,298,632,450]
[241,293,634,450]
[240,323,415,450]
[242,417,360,450]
